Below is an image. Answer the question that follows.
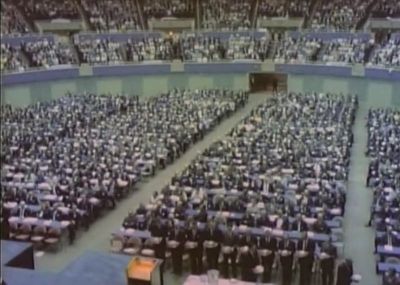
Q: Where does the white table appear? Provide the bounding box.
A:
[183,275,276,285]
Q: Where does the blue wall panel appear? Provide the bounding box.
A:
[276,64,352,77]
[92,64,171,76]
[364,68,400,81]
[185,63,261,73]
[3,68,80,85]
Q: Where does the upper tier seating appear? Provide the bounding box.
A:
[143,0,195,19]
[15,0,79,20]
[81,0,141,32]
[1,1,30,35]
[201,0,252,31]
[311,0,370,31]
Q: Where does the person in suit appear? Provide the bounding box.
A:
[67,205,81,244]
[238,231,256,247]
[149,217,167,260]
[259,212,277,228]
[292,214,308,232]
[241,212,256,227]
[26,192,39,205]
[336,258,354,285]
[203,220,221,270]
[313,214,330,234]
[123,212,137,229]
[272,78,278,94]
[320,240,337,285]
[278,233,296,285]
[383,268,400,285]
[15,201,27,218]
[77,195,92,226]
[136,203,147,215]
[297,232,316,285]
[196,205,208,223]
[221,226,238,278]
[239,243,259,282]
[186,222,202,274]
[280,214,291,231]
[63,192,77,208]
[39,203,53,220]
[1,207,10,239]
[167,221,185,274]
[258,230,277,283]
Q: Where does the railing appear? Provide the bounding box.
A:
[3,58,399,76]
[1,64,78,75]
[73,31,163,42]
[182,29,269,39]
[2,34,55,47]
[2,62,399,86]
[287,30,372,41]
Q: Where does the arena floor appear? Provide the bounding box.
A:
[33,92,380,285]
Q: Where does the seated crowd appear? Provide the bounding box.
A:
[75,38,123,64]
[81,0,141,32]
[258,0,311,18]
[3,33,400,72]
[365,109,400,282]
[1,44,26,72]
[23,39,77,68]
[178,35,225,62]
[2,0,400,35]
[179,34,269,62]
[15,0,79,20]
[112,92,357,284]
[1,90,248,248]
[286,0,311,18]
[311,0,369,31]
[1,1,30,35]
[322,38,372,65]
[371,0,400,18]
[201,0,252,31]
[126,38,174,62]
[143,0,195,19]
[368,38,400,67]
[258,0,287,18]
[273,37,322,63]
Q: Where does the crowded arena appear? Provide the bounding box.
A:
[0,0,399,285]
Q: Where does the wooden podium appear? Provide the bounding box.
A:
[126,256,163,285]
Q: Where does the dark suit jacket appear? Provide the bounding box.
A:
[168,228,185,248]
[240,249,259,270]
[258,236,278,251]
[238,234,256,247]
[281,219,291,231]
[336,260,353,285]
[313,221,330,234]
[223,232,239,247]
[297,239,316,253]
[186,228,200,242]
[291,219,309,232]
[258,215,277,228]
[149,221,164,237]
[278,239,296,268]
[320,243,337,271]
[203,227,222,243]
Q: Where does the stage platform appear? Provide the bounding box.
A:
[1,240,133,285]
[57,251,132,285]
[2,267,57,285]
[1,240,34,269]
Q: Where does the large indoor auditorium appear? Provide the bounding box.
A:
[0,0,399,285]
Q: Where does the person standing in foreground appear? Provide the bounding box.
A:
[272,78,278,94]
[320,239,337,285]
